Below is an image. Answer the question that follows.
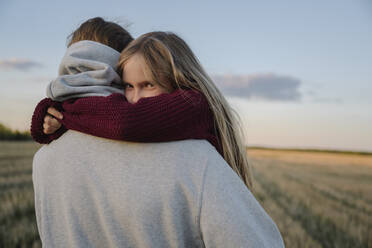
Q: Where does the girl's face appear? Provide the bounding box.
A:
[122,54,170,104]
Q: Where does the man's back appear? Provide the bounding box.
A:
[33,130,284,248]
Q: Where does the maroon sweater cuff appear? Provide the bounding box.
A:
[30,98,67,144]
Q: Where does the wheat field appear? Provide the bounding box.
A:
[0,141,42,248]
[1,141,371,247]
[249,149,372,248]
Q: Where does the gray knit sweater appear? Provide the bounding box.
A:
[32,130,284,247]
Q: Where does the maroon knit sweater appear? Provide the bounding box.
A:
[30,89,223,155]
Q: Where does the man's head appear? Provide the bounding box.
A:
[67,17,133,52]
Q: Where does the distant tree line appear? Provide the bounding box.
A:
[0,123,32,141]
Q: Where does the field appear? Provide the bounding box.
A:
[249,148,372,248]
[0,141,371,247]
[0,141,42,248]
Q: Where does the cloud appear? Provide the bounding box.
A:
[310,97,343,104]
[212,73,302,101]
[0,58,42,71]
[303,87,344,104]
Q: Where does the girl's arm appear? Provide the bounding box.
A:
[60,89,213,142]
[30,89,222,154]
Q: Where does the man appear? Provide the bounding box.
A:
[33,130,285,247]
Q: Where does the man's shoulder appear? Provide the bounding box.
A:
[152,139,219,157]
[43,130,218,154]
[33,130,222,164]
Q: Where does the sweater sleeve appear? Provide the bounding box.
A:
[30,98,68,144]
[32,89,222,153]
[199,157,285,248]
[58,89,215,141]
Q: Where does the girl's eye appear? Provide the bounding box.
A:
[145,82,155,88]
[124,83,133,89]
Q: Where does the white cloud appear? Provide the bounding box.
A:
[0,58,43,71]
[212,73,302,101]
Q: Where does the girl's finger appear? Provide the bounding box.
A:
[50,118,62,128]
[43,123,54,134]
[47,107,63,119]
[44,115,61,128]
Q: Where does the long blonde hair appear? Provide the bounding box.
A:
[118,32,253,189]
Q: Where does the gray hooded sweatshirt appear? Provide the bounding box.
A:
[46,40,124,101]
[32,130,284,248]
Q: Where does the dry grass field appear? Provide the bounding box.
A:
[1,141,371,247]
[0,141,42,248]
[249,148,372,248]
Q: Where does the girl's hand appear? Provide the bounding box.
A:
[43,107,63,134]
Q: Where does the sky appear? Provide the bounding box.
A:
[1,0,371,152]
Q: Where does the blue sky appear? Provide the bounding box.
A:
[1,0,371,151]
